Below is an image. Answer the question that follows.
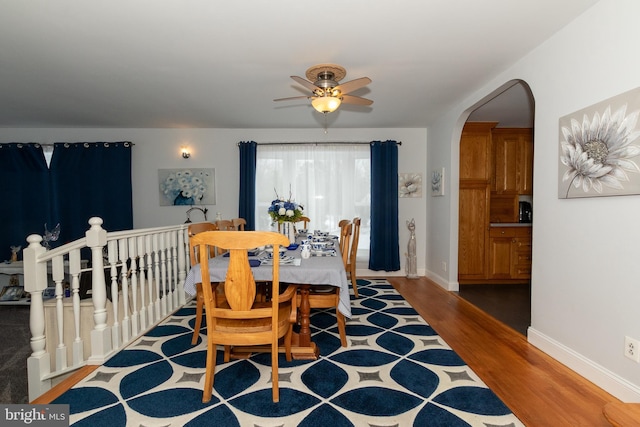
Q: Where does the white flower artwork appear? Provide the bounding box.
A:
[399,173,422,198]
[158,168,216,206]
[559,87,640,198]
[431,168,445,196]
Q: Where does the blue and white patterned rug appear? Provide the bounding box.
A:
[53,279,523,426]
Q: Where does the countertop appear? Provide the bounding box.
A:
[490,223,532,227]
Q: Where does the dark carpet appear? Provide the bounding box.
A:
[0,305,30,403]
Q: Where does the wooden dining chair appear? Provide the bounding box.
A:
[338,219,352,260]
[214,220,235,256]
[346,217,360,298]
[215,219,235,230]
[299,219,351,347]
[191,230,297,403]
[188,222,225,345]
[231,217,246,231]
[293,216,311,233]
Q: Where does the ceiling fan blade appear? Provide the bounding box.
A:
[334,77,371,95]
[291,75,320,92]
[274,95,310,102]
[341,95,373,106]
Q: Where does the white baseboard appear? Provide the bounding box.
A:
[528,327,640,402]
[425,269,458,291]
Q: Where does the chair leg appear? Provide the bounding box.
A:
[285,321,293,362]
[192,285,203,345]
[336,311,347,347]
[349,265,359,298]
[271,339,280,402]
[202,340,216,403]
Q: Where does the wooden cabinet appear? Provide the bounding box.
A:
[458,182,490,280]
[458,122,496,282]
[488,227,532,280]
[460,122,497,180]
[492,128,533,195]
[518,133,534,195]
[459,123,533,284]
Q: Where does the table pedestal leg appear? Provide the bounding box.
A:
[229,284,318,360]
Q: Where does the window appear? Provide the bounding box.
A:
[255,144,370,261]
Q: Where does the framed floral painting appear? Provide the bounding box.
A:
[158,168,216,206]
[559,87,640,198]
[399,173,422,198]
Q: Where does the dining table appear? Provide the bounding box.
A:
[183,233,351,359]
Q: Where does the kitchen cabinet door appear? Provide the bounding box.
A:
[517,134,534,195]
[492,128,533,195]
[460,122,496,180]
[458,182,490,280]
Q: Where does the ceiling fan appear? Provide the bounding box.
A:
[274,64,373,114]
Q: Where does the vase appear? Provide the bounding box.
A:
[174,192,194,205]
[281,222,295,245]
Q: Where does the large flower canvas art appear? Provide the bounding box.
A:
[158,168,215,206]
[559,87,640,198]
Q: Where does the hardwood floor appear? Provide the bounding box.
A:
[389,277,619,427]
[34,276,622,426]
[456,282,531,335]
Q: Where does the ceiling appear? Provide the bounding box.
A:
[0,0,598,129]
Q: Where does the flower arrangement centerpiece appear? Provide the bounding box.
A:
[268,188,304,224]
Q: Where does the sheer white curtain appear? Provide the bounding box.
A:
[255,144,370,261]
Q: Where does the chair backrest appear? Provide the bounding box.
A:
[231,218,247,231]
[349,217,361,265]
[191,230,290,325]
[339,220,352,268]
[215,219,236,230]
[188,222,218,266]
[298,216,310,229]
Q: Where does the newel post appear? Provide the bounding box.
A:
[24,234,52,400]
[86,217,111,363]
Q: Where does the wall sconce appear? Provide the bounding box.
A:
[181,146,191,159]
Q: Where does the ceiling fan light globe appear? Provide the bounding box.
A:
[312,96,341,113]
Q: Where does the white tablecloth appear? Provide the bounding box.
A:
[184,246,351,318]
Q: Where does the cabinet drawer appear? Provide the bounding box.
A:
[489,227,531,238]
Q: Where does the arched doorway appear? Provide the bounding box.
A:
[457,80,535,336]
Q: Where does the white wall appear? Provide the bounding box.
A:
[1,127,427,277]
[427,0,640,401]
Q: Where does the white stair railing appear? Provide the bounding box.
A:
[23,217,191,401]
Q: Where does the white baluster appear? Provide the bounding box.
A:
[52,255,67,371]
[108,240,120,349]
[145,234,155,325]
[160,232,168,316]
[177,227,187,305]
[167,231,174,311]
[69,249,84,366]
[119,238,130,342]
[137,235,147,331]
[153,233,162,319]
[128,237,139,336]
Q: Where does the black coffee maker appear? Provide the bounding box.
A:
[519,201,532,223]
